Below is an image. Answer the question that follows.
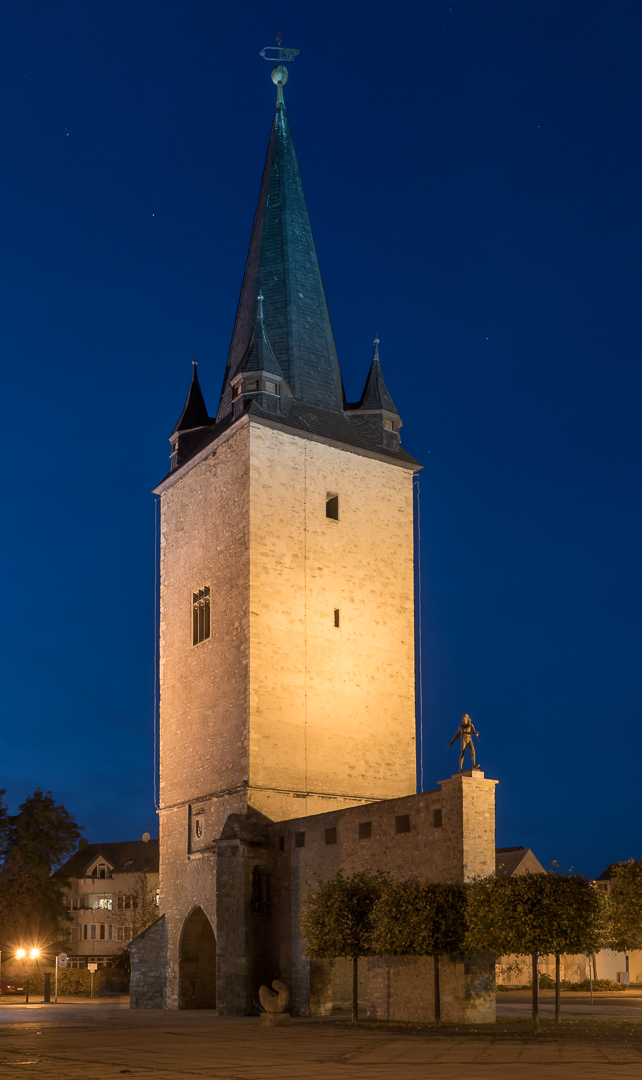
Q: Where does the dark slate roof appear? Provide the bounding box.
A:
[237,308,284,377]
[216,98,344,420]
[171,363,214,435]
[160,87,421,481]
[353,340,399,414]
[495,846,545,877]
[595,861,640,882]
[54,839,159,879]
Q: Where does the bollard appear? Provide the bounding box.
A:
[43,973,51,1003]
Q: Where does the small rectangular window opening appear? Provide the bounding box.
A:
[395,814,411,834]
[192,585,211,645]
[358,822,372,840]
[326,493,339,520]
[246,380,259,392]
[433,808,443,828]
[265,380,277,394]
[334,608,340,628]
[278,835,285,852]
[294,831,305,848]
[325,827,337,845]
[383,418,394,431]
[233,384,241,398]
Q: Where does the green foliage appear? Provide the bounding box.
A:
[301,870,388,959]
[606,861,642,952]
[0,788,82,953]
[371,881,467,956]
[466,872,608,957]
[23,966,128,996]
[498,978,628,992]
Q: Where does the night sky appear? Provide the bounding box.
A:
[1,1,640,879]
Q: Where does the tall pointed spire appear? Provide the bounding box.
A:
[217,71,343,421]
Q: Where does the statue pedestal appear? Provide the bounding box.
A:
[260,1012,290,1027]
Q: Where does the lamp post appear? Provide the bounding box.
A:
[16,947,40,1003]
[55,953,68,1003]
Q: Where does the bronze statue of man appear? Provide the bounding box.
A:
[448,713,480,771]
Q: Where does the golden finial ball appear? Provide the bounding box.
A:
[271,65,289,86]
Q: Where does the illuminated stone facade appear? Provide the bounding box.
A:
[130,76,498,1021]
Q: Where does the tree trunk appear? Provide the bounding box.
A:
[433,954,441,1027]
[555,953,560,1023]
[352,957,358,1024]
[532,952,539,1033]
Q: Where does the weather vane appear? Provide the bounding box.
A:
[259,30,300,63]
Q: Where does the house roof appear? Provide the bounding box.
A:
[495,846,545,877]
[55,839,159,879]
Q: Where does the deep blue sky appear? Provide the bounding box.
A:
[1,1,640,878]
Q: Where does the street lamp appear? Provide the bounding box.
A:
[16,947,41,1003]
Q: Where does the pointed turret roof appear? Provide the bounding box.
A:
[357,339,399,414]
[171,362,214,435]
[217,96,343,420]
[237,295,285,377]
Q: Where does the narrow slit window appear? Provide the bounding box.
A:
[433,808,443,828]
[334,608,340,628]
[326,493,339,520]
[295,831,305,848]
[325,827,337,845]
[278,836,285,852]
[233,384,241,397]
[192,585,211,645]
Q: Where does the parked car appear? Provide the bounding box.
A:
[0,980,26,994]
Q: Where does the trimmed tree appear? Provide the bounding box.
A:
[371,881,467,1026]
[301,870,387,1022]
[466,872,608,1030]
[607,860,642,953]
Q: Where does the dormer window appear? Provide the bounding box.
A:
[384,418,394,431]
[246,380,259,391]
[233,385,241,398]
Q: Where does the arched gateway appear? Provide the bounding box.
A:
[179,907,216,1009]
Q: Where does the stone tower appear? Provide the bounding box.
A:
[150,71,421,1009]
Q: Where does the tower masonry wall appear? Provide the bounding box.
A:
[157,422,251,1007]
[247,422,417,820]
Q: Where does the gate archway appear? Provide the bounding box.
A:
[179,907,216,1009]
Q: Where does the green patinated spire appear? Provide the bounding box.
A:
[217,78,343,420]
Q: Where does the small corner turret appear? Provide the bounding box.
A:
[347,339,403,451]
[168,362,215,472]
[229,295,291,420]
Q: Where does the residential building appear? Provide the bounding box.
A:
[56,838,159,968]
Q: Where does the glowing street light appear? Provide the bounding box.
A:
[16,945,41,1003]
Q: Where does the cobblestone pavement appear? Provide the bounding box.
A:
[0,1004,642,1079]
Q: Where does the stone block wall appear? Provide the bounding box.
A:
[130,916,168,1009]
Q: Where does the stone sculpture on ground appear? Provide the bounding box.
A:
[259,980,290,1027]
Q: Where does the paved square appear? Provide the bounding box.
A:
[1,1003,642,1079]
